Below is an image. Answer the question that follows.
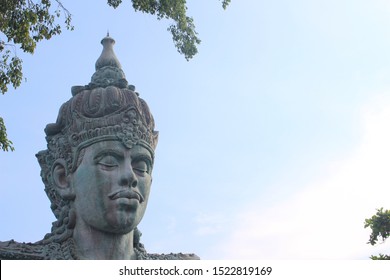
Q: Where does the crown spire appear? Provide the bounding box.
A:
[71,35,133,96]
[89,34,128,89]
[95,35,122,70]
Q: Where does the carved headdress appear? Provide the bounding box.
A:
[36,35,158,221]
[0,36,200,260]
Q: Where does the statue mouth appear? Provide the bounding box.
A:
[108,189,144,203]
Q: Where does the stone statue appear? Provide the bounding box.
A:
[0,35,198,260]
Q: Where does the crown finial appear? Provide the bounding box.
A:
[95,35,122,70]
[71,35,131,96]
[88,35,128,89]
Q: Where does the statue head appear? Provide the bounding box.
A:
[36,36,158,246]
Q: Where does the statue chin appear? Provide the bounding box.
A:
[0,35,199,260]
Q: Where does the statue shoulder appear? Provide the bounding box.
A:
[1,239,200,260]
[0,239,71,260]
[0,240,45,260]
[135,242,200,260]
[142,252,200,260]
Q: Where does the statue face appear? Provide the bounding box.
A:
[70,140,153,234]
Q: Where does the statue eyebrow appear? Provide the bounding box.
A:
[131,148,152,160]
[132,153,152,164]
[93,149,124,161]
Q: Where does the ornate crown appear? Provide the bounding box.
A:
[36,35,158,217]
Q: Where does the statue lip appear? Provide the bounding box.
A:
[108,189,144,203]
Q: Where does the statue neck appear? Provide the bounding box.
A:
[72,220,137,260]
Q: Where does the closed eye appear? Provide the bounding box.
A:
[97,155,119,169]
[132,158,150,175]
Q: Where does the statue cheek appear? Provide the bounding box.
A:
[140,181,152,203]
[73,169,107,201]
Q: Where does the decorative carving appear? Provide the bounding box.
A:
[0,239,197,260]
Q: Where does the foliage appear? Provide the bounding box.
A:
[0,48,23,94]
[364,208,390,260]
[108,0,231,60]
[1,0,72,151]
[369,254,390,260]
[0,117,14,151]
[0,0,73,94]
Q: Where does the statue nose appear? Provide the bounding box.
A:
[119,165,138,188]
[130,177,138,188]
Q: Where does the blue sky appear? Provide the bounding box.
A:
[1,0,390,259]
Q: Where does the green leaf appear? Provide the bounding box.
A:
[0,117,15,152]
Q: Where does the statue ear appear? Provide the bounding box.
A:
[52,159,75,200]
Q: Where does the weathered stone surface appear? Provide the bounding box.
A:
[0,239,198,260]
[0,36,199,260]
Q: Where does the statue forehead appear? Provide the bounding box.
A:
[82,140,153,157]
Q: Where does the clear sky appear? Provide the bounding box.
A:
[1,0,390,259]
